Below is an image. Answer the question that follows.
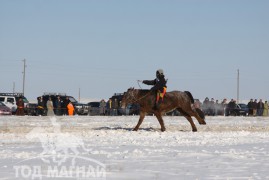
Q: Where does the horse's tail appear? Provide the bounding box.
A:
[184,91,194,103]
[195,108,205,120]
[184,91,205,120]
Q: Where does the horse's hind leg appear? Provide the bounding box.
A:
[184,115,197,132]
[193,110,206,125]
[188,108,206,125]
[155,113,166,132]
[177,108,197,132]
[133,112,146,131]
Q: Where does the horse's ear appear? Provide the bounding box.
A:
[132,87,134,90]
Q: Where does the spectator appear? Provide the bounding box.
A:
[55,96,62,116]
[202,97,210,115]
[46,97,55,116]
[209,98,215,116]
[99,99,106,115]
[194,99,202,109]
[37,97,45,116]
[215,100,223,116]
[67,102,75,116]
[263,101,268,116]
[226,99,236,116]
[112,98,118,116]
[221,98,228,116]
[221,98,227,105]
[257,99,264,116]
[16,97,25,116]
[107,98,112,115]
[63,97,70,115]
[247,99,254,116]
[253,99,258,116]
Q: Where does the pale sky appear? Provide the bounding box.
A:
[1,0,268,102]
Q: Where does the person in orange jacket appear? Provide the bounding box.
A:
[67,102,75,116]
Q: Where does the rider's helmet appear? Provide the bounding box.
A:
[156,69,164,78]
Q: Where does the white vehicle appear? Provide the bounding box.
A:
[0,93,29,114]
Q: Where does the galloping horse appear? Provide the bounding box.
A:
[121,88,206,132]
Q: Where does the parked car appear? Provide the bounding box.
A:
[0,102,12,115]
[0,93,29,114]
[238,103,249,116]
[225,103,248,116]
[88,102,100,116]
[26,103,38,116]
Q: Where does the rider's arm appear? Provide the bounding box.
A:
[142,79,156,85]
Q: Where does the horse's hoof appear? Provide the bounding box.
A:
[161,129,166,132]
[192,129,197,132]
[133,128,138,131]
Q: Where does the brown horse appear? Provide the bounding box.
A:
[121,88,206,132]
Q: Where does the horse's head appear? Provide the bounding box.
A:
[121,88,138,108]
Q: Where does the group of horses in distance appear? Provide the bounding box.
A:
[121,88,206,132]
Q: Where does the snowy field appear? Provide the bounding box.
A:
[0,115,269,180]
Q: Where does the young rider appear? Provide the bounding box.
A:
[142,69,167,109]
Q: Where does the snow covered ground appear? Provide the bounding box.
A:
[0,115,269,180]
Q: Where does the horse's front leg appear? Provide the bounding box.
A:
[155,113,166,132]
[133,112,146,131]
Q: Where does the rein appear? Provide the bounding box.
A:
[137,80,142,89]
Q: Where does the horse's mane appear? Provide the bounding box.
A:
[128,89,152,96]
[138,89,151,93]
[134,89,152,95]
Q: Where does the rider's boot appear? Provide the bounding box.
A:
[153,101,161,110]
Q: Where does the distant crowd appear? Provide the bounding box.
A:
[195,97,269,117]
[36,96,75,116]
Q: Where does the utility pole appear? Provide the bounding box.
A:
[22,59,26,96]
[13,82,15,94]
[79,88,81,103]
[237,69,239,103]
